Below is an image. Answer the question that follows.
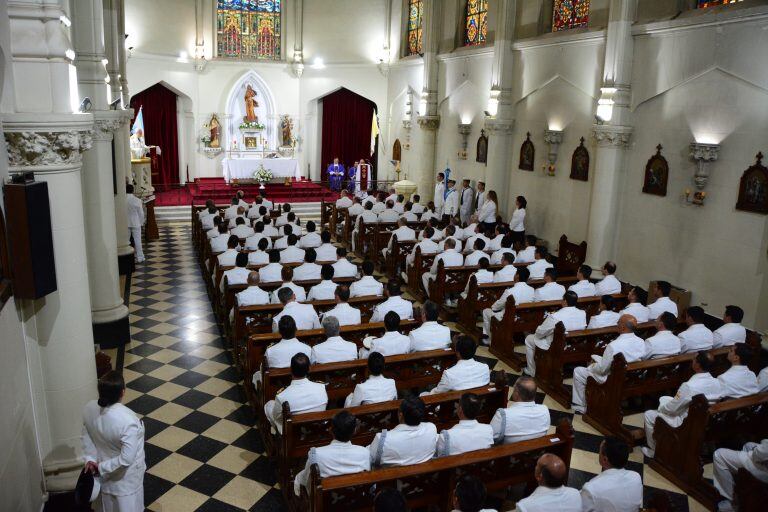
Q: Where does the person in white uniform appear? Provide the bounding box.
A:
[595,261,622,295]
[382,218,416,259]
[713,439,768,512]
[678,306,714,352]
[220,252,250,293]
[280,235,306,264]
[350,260,384,297]
[271,287,320,332]
[524,291,587,377]
[230,217,255,239]
[443,179,460,221]
[408,301,451,352]
[567,264,597,298]
[643,312,681,359]
[759,366,768,392]
[400,202,419,222]
[344,352,398,407]
[459,178,474,224]
[352,202,378,253]
[247,238,270,266]
[619,287,651,323]
[464,239,488,267]
[461,257,493,300]
[406,226,440,267]
[647,280,678,320]
[258,250,283,283]
[580,437,643,512]
[533,268,566,302]
[293,248,322,281]
[125,184,145,263]
[490,377,550,444]
[508,195,527,245]
[410,194,425,215]
[299,221,322,249]
[587,295,621,330]
[367,396,438,467]
[515,235,537,264]
[310,316,358,364]
[571,315,646,414]
[81,371,145,512]
[422,238,464,296]
[515,453,581,512]
[370,280,414,323]
[265,353,328,434]
[436,393,494,456]
[307,265,338,301]
[262,316,313,374]
[335,190,353,209]
[231,272,271,322]
[321,285,361,326]
[527,247,553,280]
[424,336,490,395]
[377,200,399,223]
[452,475,497,512]
[641,351,722,458]
[434,173,446,216]
[481,267,534,343]
[293,411,369,496]
[474,181,486,213]
[713,305,747,348]
[331,247,358,278]
[359,311,411,358]
[269,267,306,303]
[490,234,514,265]
[210,224,230,253]
[717,343,759,398]
[315,231,337,262]
[493,252,517,283]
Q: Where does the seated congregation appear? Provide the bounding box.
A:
[191,184,768,512]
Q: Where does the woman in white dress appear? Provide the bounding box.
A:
[478,190,499,231]
[82,371,146,512]
[509,195,527,245]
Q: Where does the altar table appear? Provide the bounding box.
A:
[222,157,300,182]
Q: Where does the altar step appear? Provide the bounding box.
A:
[155,202,322,225]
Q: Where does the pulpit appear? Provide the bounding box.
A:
[130,157,159,242]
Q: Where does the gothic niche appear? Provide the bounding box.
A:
[642,144,669,197]
[393,139,402,163]
[519,132,535,171]
[736,152,768,214]
[476,130,488,164]
[569,137,590,181]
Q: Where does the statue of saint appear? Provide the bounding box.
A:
[209,114,220,148]
[281,115,293,147]
[244,84,259,123]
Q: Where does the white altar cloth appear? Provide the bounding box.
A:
[222,157,300,182]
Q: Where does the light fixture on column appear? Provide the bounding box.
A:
[596,87,617,123]
[543,129,564,176]
[458,123,472,160]
[684,141,720,206]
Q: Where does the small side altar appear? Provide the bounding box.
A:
[222,155,300,182]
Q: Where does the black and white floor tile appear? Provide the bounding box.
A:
[117,223,707,511]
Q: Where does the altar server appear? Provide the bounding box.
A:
[265,353,327,434]
[580,438,643,512]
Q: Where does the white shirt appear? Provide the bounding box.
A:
[657,372,722,421]
[718,365,759,398]
[126,194,145,229]
[332,258,358,278]
[210,235,229,253]
[307,280,337,301]
[580,468,643,512]
[364,331,411,357]
[368,422,438,467]
[534,282,566,302]
[355,210,379,230]
[315,243,338,262]
[378,209,399,223]
[217,248,238,267]
[221,267,250,292]
[493,264,517,283]
[589,333,646,382]
[387,226,416,250]
[370,296,414,323]
[258,262,283,283]
[713,322,747,348]
[236,286,271,307]
[231,225,255,239]
[587,310,620,329]
[262,224,279,237]
[411,203,425,215]
[438,237,462,253]
[515,485,582,512]
[619,302,650,323]
[344,375,398,408]
[436,419,494,457]
[490,401,550,444]
[443,188,460,216]
[491,248,514,265]
[491,282,536,311]
[430,249,464,274]
[428,358,490,394]
[293,262,322,281]
[264,338,313,369]
[206,227,220,240]
[320,303,360,326]
[268,378,328,434]
[465,250,488,267]
[758,367,768,392]
[532,307,587,350]
[595,275,622,295]
[81,401,145,496]
[477,200,497,223]
[509,208,526,232]
[488,234,504,252]
[434,182,445,211]
[271,282,307,304]
[311,336,358,364]
[350,275,383,297]
[272,302,321,332]
[643,330,681,359]
[678,323,714,352]
[407,239,439,265]
[516,246,536,263]
[280,246,305,264]
[393,202,405,214]
[298,232,322,249]
[335,196,353,208]
[568,279,597,298]
[409,321,451,351]
[294,440,369,496]
[247,250,269,266]
[648,296,678,320]
[527,259,553,280]
[400,211,418,222]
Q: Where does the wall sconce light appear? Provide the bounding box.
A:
[684,141,720,206]
[458,123,472,160]
[543,129,564,176]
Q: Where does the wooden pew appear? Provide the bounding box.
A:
[554,235,587,277]
[406,247,436,300]
[648,392,768,510]
[383,235,416,278]
[735,468,768,512]
[298,420,575,512]
[320,200,333,227]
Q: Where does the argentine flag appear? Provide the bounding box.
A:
[131,106,144,135]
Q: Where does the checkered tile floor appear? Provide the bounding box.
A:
[118,223,707,511]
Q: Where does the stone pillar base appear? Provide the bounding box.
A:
[118,249,135,276]
[93,314,130,349]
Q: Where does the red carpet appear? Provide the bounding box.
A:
[154,178,340,206]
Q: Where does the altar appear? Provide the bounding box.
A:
[222,157,300,182]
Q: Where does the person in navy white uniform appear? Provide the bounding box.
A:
[436,392,494,457]
[586,295,621,330]
[713,439,768,512]
[717,343,759,398]
[370,279,414,323]
[713,305,747,348]
[350,260,384,297]
[321,285,361,326]
[442,179,460,222]
[647,280,678,320]
[271,286,320,332]
[524,291,586,377]
[515,453,581,512]
[367,396,437,467]
[452,475,497,512]
[490,376,550,445]
[580,437,643,512]
[82,371,146,512]
[344,352,398,407]
[567,264,597,298]
[359,311,411,358]
[310,316,358,364]
[481,267,534,344]
[125,184,145,263]
[678,306,714,353]
[595,261,622,295]
[643,311,681,359]
[408,300,451,352]
[618,286,650,323]
[265,353,328,434]
[423,335,490,395]
[533,268,566,302]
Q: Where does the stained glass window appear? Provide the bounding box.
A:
[552,0,590,32]
[697,0,742,8]
[406,0,423,56]
[463,0,488,47]
[217,0,281,60]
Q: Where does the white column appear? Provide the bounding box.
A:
[72,0,130,344]
[5,0,99,491]
[414,0,441,199]
[586,0,636,266]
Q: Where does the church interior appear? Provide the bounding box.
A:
[2,0,768,511]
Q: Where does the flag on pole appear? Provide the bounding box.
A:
[370,111,379,156]
[443,164,451,200]
[131,106,144,135]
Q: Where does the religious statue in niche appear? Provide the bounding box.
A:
[642,144,669,196]
[736,152,768,214]
[244,84,259,124]
[519,132,535,171]
[570,137,589,181]
[476,129,488,164]
[393,139,402,163]
[280,115,294,147]
[208,114,221,148]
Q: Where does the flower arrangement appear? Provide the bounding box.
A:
[253,164,273,184]
[239,120,266,131]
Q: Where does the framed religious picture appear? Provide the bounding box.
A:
[393,139,402,162]
[476,129,488,164]
[642,144,669,196]
[519,132,535,171]
[569,137,590,181]
[736,152,768,214]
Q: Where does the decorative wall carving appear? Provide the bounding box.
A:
[592,125,632,147]
[570,137,590,181]
[519,132,535,171]
[476,129,488,164]
[393,139,402,162]
[736,152,768,214]
[642,144,669,197]
[417,115,440,131]
[4,130,94,167]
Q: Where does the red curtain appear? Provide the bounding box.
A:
[320,88,376,183]
[130,83,179,186]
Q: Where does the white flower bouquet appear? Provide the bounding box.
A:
[253,165,273,184]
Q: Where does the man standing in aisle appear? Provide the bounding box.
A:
[434,172,445,217]
[443,179,460,222]
[460,178,474,225]
[126,184,145,263]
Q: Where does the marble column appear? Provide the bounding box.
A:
[585,0,636,266]
[72,0,130,347]
[5,0,99,491]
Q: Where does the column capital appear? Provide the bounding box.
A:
[591,124,633,148]
[484,118,515,136]
[3,113,95,171]
[417,115,440,131]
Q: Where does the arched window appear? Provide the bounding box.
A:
[697,0,742,7]
[552,0,590,32]
[463,0,488,47]
[217,0,282,60]
[406,0,424,56]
